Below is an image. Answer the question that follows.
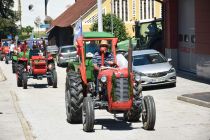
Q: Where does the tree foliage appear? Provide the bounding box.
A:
[90,14,129,42]
[22,26,34,35]
[0,0,19,39]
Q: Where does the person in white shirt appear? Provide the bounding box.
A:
[10,40,15,58]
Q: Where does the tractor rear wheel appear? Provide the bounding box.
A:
[12,61,16,73]
[47,77,53,86]
[142,95,156,130]
[16,64,24,87]
[5,55,9,64]
[82,97,94,132]
[0,52,2,61]
[65,72,84,123]
[52,70,57,88]
[22,72,28,89]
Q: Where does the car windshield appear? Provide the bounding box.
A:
[61,46,76,53]
[133,53,167,66]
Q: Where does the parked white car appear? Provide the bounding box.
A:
[123,49,176,87]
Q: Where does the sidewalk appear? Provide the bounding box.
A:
[177,71,210,108]
[0,66,26,140]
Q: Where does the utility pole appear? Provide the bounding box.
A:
[18,0,22,30]
[111,0,113,34]
[45,0,49,16]
[97,0,103,32]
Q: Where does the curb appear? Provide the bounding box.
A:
[10,91,35,140]
[177,95,210,108]
[0,66,6,81]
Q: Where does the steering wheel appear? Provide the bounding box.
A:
[100,66,118,71]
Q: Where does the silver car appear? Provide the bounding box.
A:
[132,49,176,87]
[56,45,77,66]
[47,45,58,57]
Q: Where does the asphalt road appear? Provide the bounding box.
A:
[0,61,210,140]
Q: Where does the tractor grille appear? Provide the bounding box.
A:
[114,78,129,101]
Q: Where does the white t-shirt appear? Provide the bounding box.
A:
[116,54,128,68]
[10,44,15,52]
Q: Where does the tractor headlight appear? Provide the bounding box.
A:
[135,74,141,82]
[101,76,107,83]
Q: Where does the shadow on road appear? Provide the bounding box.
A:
[177,70,210,85]
[94,117,140,131]
[142,84,175,91]
[27,84,48,89]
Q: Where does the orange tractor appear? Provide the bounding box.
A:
[65,32,156,132]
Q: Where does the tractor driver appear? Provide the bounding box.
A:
[92,40,114,71]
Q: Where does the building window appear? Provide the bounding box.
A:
[184,34,189,42]
[140,0,154,20]
[179,34,183,42]
[113,0,128,21]
[140,0,143,20]
[191,35,195,43]
[132,0,136,17]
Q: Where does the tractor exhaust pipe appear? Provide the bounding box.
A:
[128,38,133,74]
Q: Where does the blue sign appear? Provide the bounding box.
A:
[40,24,50,28]
[7,34,12,39]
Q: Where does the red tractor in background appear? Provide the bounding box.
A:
[65,32,156,132]
[16,45,57,89]
[0,39,11,64]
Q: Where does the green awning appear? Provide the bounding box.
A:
[117,39,137,51]
[83,32,114,38]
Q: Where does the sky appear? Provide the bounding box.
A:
[14,0,75,29]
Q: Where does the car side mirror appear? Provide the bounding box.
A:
[167,58,172,62]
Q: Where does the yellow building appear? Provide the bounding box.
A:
[82,0,162,37]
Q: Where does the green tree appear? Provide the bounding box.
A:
[90,14,128,42]
[25,26,34,35]
[0,0,19,39]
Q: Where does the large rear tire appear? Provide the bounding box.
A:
[142,95,156,130]
[12,61,16,73]
[82,97,94,132]
[5,55,9,64]
[52,70,57,88]
[16,64,24,87]
[0,52,2,61]
[22,72,28,89]
[65,72,84,123]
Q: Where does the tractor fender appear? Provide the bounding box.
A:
[79,65,87,84]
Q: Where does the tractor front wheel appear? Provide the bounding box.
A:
[142,95,156,130]
[124,105,141,122]
[22,72,28,89]
[65,72,84,123]
[82,97,94,132]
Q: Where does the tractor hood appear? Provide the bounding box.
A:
[98,68,130,80]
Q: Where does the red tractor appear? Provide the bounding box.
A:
[0,39,11,64]
[16,48,57,89]
[65,32,156,132]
